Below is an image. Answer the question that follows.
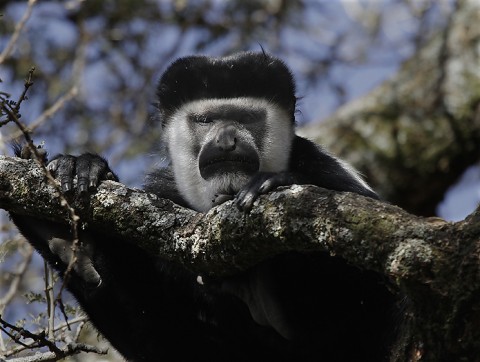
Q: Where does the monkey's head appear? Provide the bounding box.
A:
[156,52,297,211]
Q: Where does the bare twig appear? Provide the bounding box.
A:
[2,317,89,358]
[43,263,55,341]
[2,342,107,362]
[6,87,79,139]
[5,17,85,140]
[55,300,70,332]
[71,320,85,343]
[0,240,32,353]
[0,242,33,313]
[0,315,107,362]
[1,74,82,284]
[0,316,62,355]
[0,71,82,350]
[0,18,88,356]
[0,0,37,65]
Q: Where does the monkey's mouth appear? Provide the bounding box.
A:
[199,153,260,180]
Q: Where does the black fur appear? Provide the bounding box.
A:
[11,52,396,361]
[289,136,379,199]
[156,52,297,123]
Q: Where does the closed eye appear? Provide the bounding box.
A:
[190,114,213,124]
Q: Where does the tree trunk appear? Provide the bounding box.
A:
[299,0,480,216]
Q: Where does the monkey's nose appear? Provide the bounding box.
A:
[215,125,237,151]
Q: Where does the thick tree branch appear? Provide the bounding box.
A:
[0,155,477,280]
[299,0,480,216]
[2,155,480,360]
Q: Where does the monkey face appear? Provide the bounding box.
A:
[196,104,264,180]
[164,97,293,212]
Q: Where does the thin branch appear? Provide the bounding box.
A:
[1,95,81,304]
[5,15,87,141]
[6,87,79,139]
[0,242,33,313]
[72,321,85,343]
[0,317,62,356]
[2,342,107,362]
[13,68,35,115]
[0,317,106,361]
[5,15,86,140]
[43,263,55,341]
[2,317,89,358]
[0,0,37,65]
[0,240,32,351]
[0,316,105,361]
[0,241,33,352]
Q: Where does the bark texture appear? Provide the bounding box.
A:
[1,155,480,360]
[299,0,480,216]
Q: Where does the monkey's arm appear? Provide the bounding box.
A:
[144,166,190,207]
[10,152,118,287]
[235,135,378,211]
[289,136,378,198]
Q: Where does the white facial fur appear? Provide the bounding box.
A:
[164,97,294,212]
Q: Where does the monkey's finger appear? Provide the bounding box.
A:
[105,171,118,181]
[259,172,297,194]
[212,193,234,207]
[236,173,274,211]
[258,178,277,194]
[88,159,105,191]
[55,155,76,194]
[235,190,258,212]
[236,177,264,204]
[47,158,60,175]
[47,237,102,287]
[75,250,102,287]
[76,155,91,195]
[85,154,119,189]
[235,187,260,211]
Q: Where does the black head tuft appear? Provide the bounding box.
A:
[156,51,297,124]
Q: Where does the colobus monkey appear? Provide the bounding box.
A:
[11,52,395,361]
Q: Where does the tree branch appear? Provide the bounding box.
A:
[0,155,477,279]
[299,0,480,216]
[2,155,480,359]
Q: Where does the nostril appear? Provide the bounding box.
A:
[215,125,237,151]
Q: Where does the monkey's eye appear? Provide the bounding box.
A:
[190,114,213,124]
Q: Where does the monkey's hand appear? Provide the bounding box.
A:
[12,149,118,288]
[235,171,300,212]
[47,153,118,195]
[14,144,118,194]
[14,218,104,288]
[45,153,117,285]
